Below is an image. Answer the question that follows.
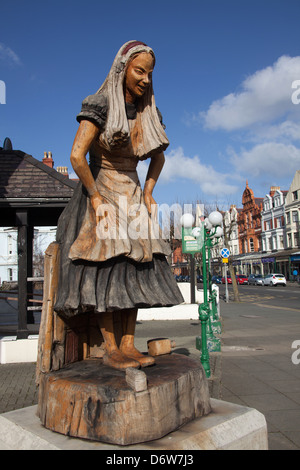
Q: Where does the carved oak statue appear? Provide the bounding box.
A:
[49,41,183,371]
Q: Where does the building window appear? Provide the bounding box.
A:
[292,190,298,201]
[7,235,13,255]
[292,211,299,223]
[8,268,13,281]
[279,236,283,249]
[249,238,254,252]
[286,212,291,225]
[295,232,300,247]
[288,233,292,247]
[267,238,272,251]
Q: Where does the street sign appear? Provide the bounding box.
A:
[221,248,230,258]
[182,224,204,255]
[222,258,229,264]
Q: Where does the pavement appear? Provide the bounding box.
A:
[0,292,300,450]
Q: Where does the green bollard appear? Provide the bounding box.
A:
[209,291,222,335]
[198,303,211,378]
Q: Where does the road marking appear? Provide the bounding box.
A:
[238,295,274,301]
[240,315,261,318]
[253,303,300,312]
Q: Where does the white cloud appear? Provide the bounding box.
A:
[202,55,300,132]
[138,147,238,196]
[252,120,300,143]
[195,55,300,186]
[0,43,22,66]
[229,142,300,178]
[139,57,300,200]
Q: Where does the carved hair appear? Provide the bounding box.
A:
[96,40,169,159]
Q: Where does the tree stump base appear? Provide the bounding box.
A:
[37,353,211,445]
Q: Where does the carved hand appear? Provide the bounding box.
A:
[90,192,107,224]
[143,191,157,220]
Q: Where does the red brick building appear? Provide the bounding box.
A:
[238,181,263,254]
[171,240,189,276]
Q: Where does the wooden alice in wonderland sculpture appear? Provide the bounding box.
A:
[36,42,211,445]
[38,41,184,372]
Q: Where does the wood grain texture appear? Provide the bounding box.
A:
[147,338,176,356]
[37,354,211,445]
[36,242,60,384]
[126,367,148,392]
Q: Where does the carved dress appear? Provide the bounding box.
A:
[54,93,184,318]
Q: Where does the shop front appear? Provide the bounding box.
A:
[261,256,276,275]
[290,253,300,281]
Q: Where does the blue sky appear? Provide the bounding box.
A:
[1,0,300,209]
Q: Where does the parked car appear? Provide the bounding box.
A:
[211,275,222,284]
[221,276,232,284]
[236,274,248,285]
[263,273,287,287]
[197,275,203,283]
[248,274,264,286]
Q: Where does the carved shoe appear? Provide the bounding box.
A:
[120,346,155,368]
[102,350,140,370]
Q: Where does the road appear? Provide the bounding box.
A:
[216,284,300,450]
[0,283,299,329]
[218,282,300,311]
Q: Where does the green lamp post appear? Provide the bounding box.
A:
[180,211,223,378]
[206,227,222,335]
[180,213,204,304]
[196,211,223,377]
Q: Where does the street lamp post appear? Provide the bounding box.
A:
[206,233,222,335]
[180,210,223,378]
[196,211,223,377]
[180,213,203,304]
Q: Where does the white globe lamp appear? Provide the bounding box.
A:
[213,226,224,238]
[192,226,201,238]
[180,213,195,228]
[204,218,213,230]
[208,211,223,227]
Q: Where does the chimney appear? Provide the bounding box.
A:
[42,151,54,168]
[270,186,280,197]
[56,166,69,177]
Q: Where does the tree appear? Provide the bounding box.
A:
[222,208,240,302]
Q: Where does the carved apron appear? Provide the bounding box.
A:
[54,98,184,317]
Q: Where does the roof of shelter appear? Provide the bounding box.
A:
[0,149,77,200]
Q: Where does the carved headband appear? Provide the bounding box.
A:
[121,41,148,56]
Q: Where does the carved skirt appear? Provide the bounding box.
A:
[54,166,184,318]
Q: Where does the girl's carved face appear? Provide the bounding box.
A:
[125,52,154,104]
